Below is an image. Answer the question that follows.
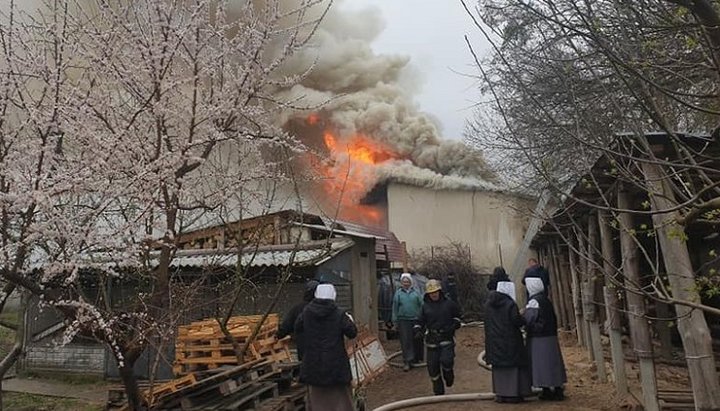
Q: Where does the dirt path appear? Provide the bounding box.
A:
[365,327,626,410]
[2,377,109,403]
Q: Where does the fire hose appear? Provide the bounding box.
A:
[372,393,497,411]
[373,322,542,410]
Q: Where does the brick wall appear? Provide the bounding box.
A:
[25,344,106,374]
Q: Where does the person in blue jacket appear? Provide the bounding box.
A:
[392,272,423,371]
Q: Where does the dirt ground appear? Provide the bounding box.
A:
[365,326,689,410]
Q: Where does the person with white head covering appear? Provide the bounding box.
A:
[392,272,424,371]
[524,277,567,401]
[294,283,357,411]
[484,280,532,403]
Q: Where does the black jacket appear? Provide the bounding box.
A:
[484,291,527,368]
[295,299,357,386]
[417,291,462,345]
[525,293,558,338]
[277,283,317,360]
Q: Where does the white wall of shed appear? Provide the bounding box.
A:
[387,183,532,272]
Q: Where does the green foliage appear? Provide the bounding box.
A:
[666,226,689,242]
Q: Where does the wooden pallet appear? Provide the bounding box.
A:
[177,315,279,339]
[174,362,281,410]
[174,333,291,375]
[145,374,198,406]
[255,384,307,411]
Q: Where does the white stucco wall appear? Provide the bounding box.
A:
[387,183,533,272]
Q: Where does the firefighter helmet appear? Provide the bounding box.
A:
[425,279,442,294]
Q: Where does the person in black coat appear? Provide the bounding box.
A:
[277,280,318,361]
[484,281,531,403]
[413,279,462,395]
[486,266,510,291]
[295,283,357,411]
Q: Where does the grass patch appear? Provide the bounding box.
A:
[0,309,19,327]
[3,392,102,411]
[0,325,16,359]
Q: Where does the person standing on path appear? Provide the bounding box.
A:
[392,272,424,371]
[295,283,358,410]
[523,277,567,401]
[484,280,532,403]
[414,279,462,395]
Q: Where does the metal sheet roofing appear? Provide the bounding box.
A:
[162,238,354,269]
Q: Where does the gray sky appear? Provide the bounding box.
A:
[341,0,490,141]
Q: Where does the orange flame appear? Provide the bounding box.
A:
[308,115,398,226]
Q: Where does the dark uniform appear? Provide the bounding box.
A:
[414,279,462,395]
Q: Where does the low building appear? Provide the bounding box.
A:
[23,210,390,378]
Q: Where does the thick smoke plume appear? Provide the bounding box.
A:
[277,1,499,190]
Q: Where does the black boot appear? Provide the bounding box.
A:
[539,387,553,401]
[553,386,565,401]
[431,375,445,395]
[442,368,454,387]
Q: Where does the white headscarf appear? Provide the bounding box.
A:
[525,277,544,297]
[496,281,516,302]
[400,273,412,284]
[314,284,337,301]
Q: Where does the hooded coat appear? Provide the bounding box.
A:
[484,287,527,368]
[295,298,357,386]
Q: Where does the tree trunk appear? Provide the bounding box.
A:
[119,360,143,411]
[641,162,720,410]
[618,184,659,411]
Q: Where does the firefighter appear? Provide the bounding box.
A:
[414,279,462,395]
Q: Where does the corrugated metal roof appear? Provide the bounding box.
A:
[37,239,355,272]
[162,238,354,269]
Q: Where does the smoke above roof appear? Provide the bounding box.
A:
[276,0,499,191]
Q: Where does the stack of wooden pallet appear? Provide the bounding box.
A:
[174,314,291,375]
[116,358,304,410]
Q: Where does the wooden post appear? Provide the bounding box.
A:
[576,230,593,352]
[598,211,628,394]
[540,246,561,322]
[583,281,607,383]
[618,184,659,411]
[549,241,569,329]
[568,234,586,347]
[655,302,674,361]
[641,162,720,410]
[555,239,575,330]
[555,240,574,330]
[585,214,606,384]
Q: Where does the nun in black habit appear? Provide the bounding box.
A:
[484,281,532,403]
